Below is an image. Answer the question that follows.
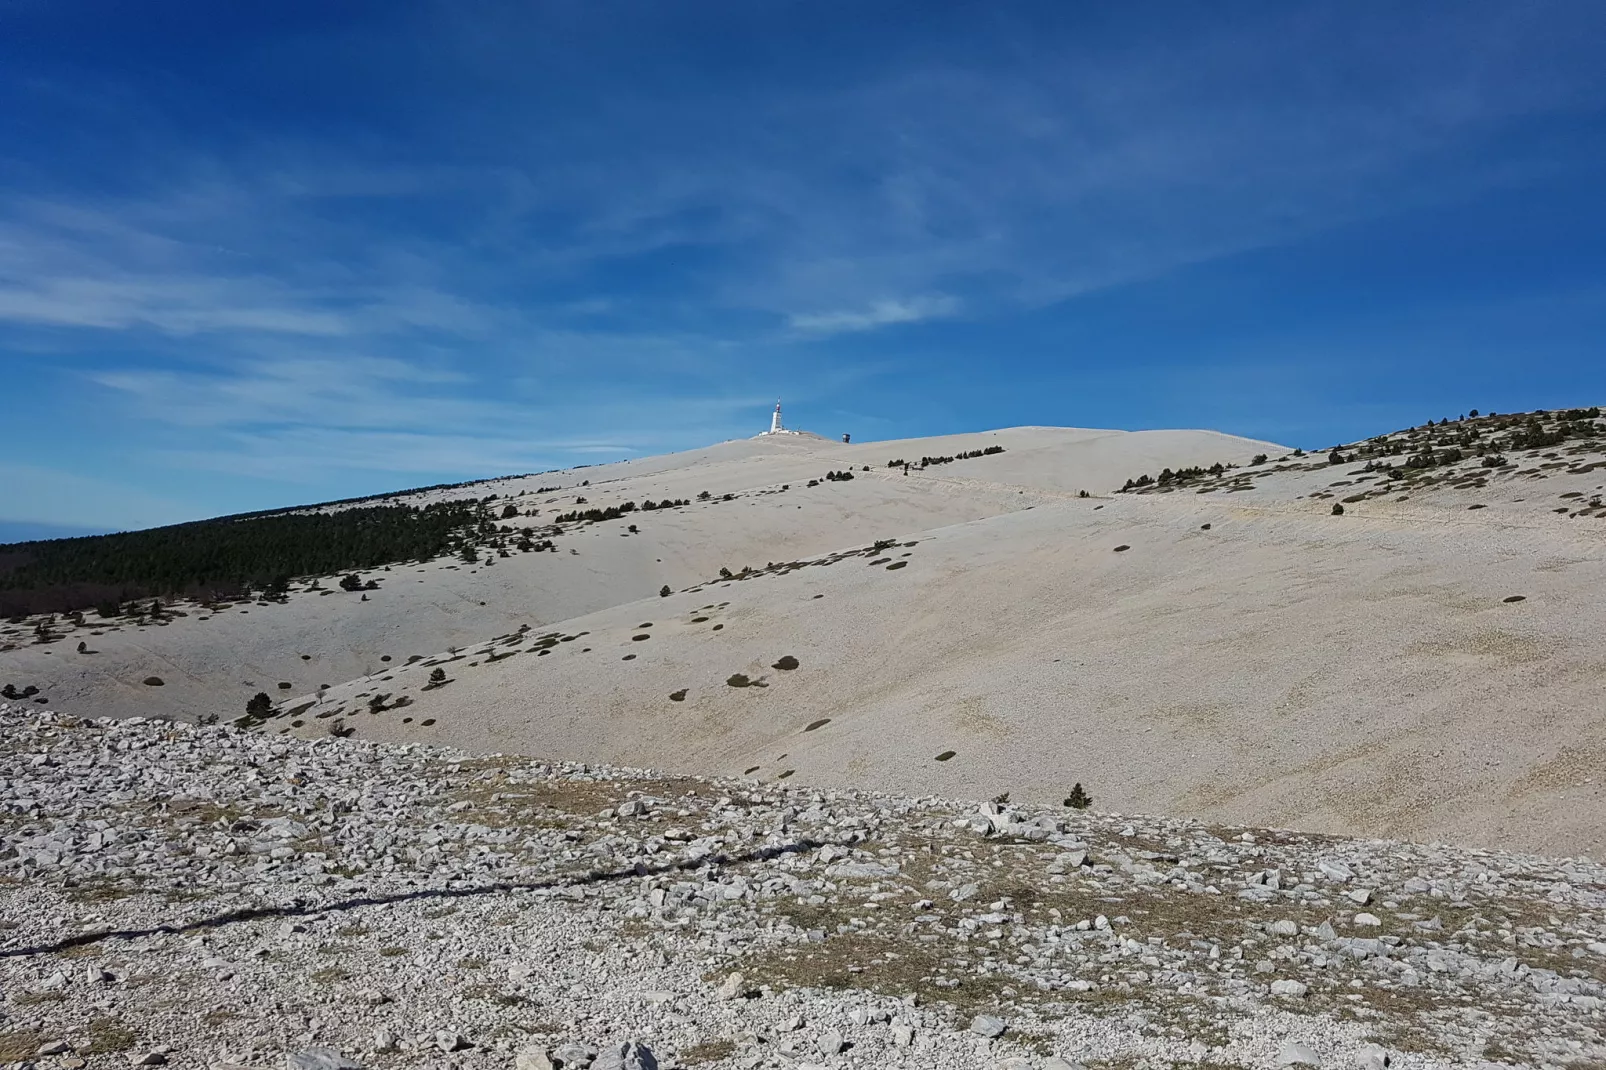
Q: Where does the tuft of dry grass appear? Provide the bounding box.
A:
[0,1032,41,1061]
[680,1038,736,1065]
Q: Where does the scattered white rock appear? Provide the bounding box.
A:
[1277,1040,1321,1066]
[715,971,753,1001]
[592,1042,656,1070]
[970,1014,1007,1038]
[0,707,1596,1070]
[286,1050,361,1070]
[1354,1043,1393,1069]
[515,1048,554,1070]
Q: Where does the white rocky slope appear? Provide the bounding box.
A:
[2,705,1604,1070]
[0,426,1282,727]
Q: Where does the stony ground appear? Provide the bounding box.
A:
[2,704,1605,1070]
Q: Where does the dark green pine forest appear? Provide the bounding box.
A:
[0,498,499,617]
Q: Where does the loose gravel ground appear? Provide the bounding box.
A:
[2,705,1604,1070]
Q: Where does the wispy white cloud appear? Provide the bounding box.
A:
[1,0,1602,526]
[788,295,960,335]
[84,349,785,483]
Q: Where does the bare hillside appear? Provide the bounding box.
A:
[0,426,1278,725]
[6,410,1605,857]
[289,410,1606,857]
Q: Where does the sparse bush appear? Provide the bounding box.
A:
[1064,783,1092,809]
[659,585,672,598]
[1251,453,1267,465]
[429,668,446,684]
[772,655,799,670]
[245,692,273,718]
[1331,503,1345,515]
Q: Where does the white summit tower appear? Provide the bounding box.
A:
[757,398,809,438]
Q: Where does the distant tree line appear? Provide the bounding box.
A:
[552,498,690,526]
[1116,408,1604,494]
[1120,462,1229,491]
[0,500,487,617]
[885,445,1005,469]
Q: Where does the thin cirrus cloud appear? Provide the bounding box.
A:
[90,356,474,431]
[788,296,962,335]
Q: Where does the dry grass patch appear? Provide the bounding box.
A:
[680,1038,736,1065]
[0,1032,40,1061]
[82,1017,138,1055]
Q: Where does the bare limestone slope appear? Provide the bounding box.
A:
[3,706,1604,1070]
[6,412,1605,858]
[277,411,1606,858]
[0,426,1280,726]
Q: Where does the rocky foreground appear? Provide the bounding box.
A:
[1,706,1603,1070]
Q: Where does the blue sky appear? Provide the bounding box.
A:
[2,0,1605,537]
